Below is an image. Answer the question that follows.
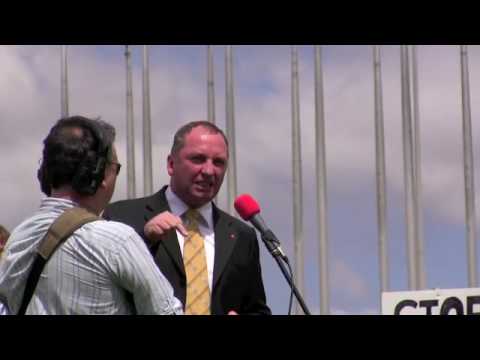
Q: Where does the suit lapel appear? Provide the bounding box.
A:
[212,205,237,289]
[144,186,185,277]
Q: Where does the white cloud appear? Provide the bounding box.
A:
[331,259,370,300]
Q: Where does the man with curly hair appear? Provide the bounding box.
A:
[0,116,182,315]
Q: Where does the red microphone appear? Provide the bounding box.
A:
[234,194,287,261]
[234,194,260,221]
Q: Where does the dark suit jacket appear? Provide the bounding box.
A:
[103,186,271,315]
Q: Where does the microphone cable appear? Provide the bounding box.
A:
[284,257,295,315]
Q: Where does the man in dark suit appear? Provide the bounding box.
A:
[104,121,271,315]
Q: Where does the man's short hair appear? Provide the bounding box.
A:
[170,121,229,156]
[37,116,116,196]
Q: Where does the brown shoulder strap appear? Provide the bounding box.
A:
[37,207,100,261]
[18,207,100,315]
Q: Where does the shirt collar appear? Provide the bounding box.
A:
[165,187,213,229]
[39,197,78,213]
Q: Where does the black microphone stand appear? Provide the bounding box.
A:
[260,234,311,315]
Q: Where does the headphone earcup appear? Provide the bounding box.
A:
[90,155,107,192]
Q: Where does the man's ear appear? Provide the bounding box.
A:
[99,180,107,190]
[99,175,108,189]
[167,154,174,176]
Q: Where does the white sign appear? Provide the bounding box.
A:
[382,288,480,315]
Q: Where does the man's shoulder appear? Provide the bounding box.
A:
[105,187,167,219]
[104,196,152,222]
[107,197,148,212]
[215,206,254,234]
[83,218,138,238]
[76,219,145,253]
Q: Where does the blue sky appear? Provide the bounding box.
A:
[1,45,479,314]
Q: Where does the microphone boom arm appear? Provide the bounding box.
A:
[260,233,312,315]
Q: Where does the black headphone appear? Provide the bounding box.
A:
[71,120,110,196]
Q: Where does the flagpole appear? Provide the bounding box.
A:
[61,45,69,118]
[225,45,237,216]
[125,45,136,199]
[291,45,305,314]
[373,45,389,297]
[401,45,419,290]
[207,45,216,124]
[142,45,153,196]
[314,45,329,315]
[460,45,478,287]
[410,45,425,289]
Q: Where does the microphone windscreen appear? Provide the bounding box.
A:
[234,194,261,220]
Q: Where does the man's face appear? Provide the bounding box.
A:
[168,126,228,208]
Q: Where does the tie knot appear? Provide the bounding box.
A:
[184,209,201,226]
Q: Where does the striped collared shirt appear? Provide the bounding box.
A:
[0,197,183,315]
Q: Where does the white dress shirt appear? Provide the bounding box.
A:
[165,187,215,291]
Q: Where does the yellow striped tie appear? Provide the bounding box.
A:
[183,209,211,315]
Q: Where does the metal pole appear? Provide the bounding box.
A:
[373,45,389,297]
[61,45,69,118]
[142,45,153,196]
[410,45,425,289]
[207,45,216,124]
[225,45,237,216]
[314,45,329,315]
[460,45,478,287]
[125,45,136,199]
[291,46,304,314]
[400,45,418,290]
